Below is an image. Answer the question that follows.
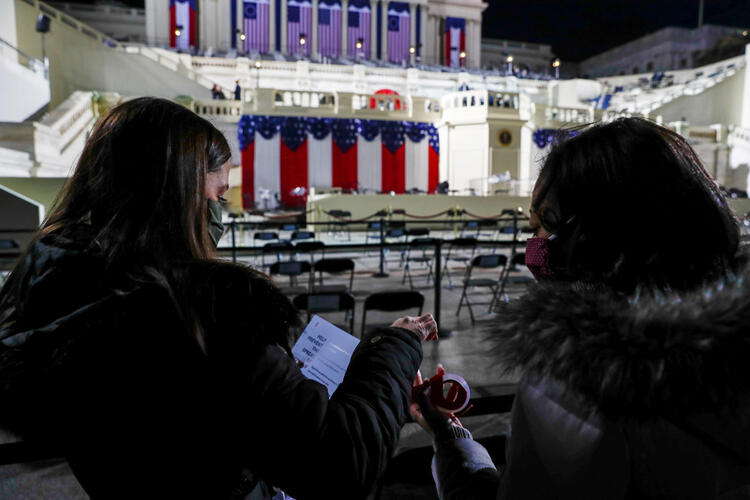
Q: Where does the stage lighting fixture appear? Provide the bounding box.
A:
[175,25,183,37]
[356,38,363,49]
[240,33,246,41]
[299,34,306,46]
[35,14,51,33]
[409,46,416,54]
[254,60,261,69]
[506,55,513,63]
[459,51,466,59]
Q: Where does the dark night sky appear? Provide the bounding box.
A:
[482,0,750,61]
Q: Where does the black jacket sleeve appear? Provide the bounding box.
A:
[235,326,422,500]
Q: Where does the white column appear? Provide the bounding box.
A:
[409,2,416,63]
[418,4,426,62]
[369,0,377,60]
[269,0,276,52]
[312,0,319,58]
[380,0,388,62]
[235,0,243,51]
[470,20,480,68]
[281,0,288,54]
[341,0,348,58]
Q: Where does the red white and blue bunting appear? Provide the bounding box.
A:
[239,116,439,208]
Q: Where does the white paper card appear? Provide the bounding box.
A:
[292,315,360,398]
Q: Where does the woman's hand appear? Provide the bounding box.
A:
[391,313,439,341]
[409,366,463,437]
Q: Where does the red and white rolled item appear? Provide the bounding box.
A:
[413,365,472,418]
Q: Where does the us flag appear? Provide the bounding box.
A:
[318,1,342,58]
[287,0,312,56]
[244,0,270,53]
[347,1,371,59]
[387,3,409,64]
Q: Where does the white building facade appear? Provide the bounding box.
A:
[144,0,485,67]
[579,24,745,78]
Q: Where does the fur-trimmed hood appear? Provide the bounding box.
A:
[492,275,750,420]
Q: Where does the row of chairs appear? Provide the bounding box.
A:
[269,258,355,295]
[457,253,532,323]
[293,290,424,337]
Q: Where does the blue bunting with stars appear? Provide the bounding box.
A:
[331,118,358,153]
[238,115,439,154]
[280,116,308,151]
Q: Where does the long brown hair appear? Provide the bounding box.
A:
[0,98,231,332]
[45,97,230,268]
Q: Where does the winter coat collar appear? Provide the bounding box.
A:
[492,275,750,420]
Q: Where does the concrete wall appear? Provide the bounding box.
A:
[0,55,50,122]
[13,0,212,108]
[0,0,19,62]
[653,68,745,126]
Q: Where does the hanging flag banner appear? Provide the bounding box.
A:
[170,0,197,49]
[445,17,465,68]
[243,0,271,53]
[318,0,342,58]
[387,2,410,64]
[288,0,313,56]
[347,0,371,59]
[238,116,440,209]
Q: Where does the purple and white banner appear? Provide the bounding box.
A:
[287,0,312,56]
[243,0,270,53]
[347,2,371,59]
[387,2,409,64]
[318,1,342,58]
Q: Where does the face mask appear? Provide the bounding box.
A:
[207,198,225,248]
[525,235,555,280]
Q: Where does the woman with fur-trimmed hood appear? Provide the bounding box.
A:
[411,118,750,499]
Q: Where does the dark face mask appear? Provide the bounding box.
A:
[207,198,225,248]
[525,235,555,280]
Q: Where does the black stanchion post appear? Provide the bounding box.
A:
[373,218,389,278]
[230,220,237,263]
[434,239,453,339]
[510,212,519,269]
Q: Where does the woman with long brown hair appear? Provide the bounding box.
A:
[0,97,435,499]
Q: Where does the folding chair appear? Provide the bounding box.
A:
[269,261,311,295]
[402,238,438,290]
[262,241,293,266]
[456,254,508,324]
[0,239,19,250]
[498,252,534,304]
[361,290,424,336]
[254,231,279,246]
[294,241,325,263]
[442,237,477,288]
[312,258,355,294]
[293,292,356,334]
[461,221,480,238]
[291,231,315,242]
[365,221,383,246]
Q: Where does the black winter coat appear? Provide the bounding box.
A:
[433,281,750,499]
[0,231,423,499]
